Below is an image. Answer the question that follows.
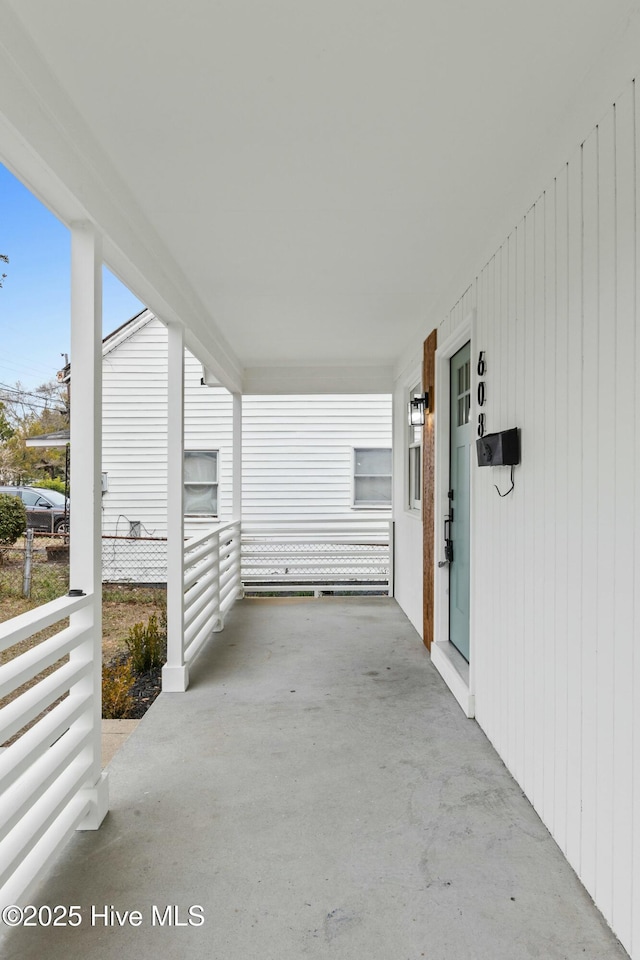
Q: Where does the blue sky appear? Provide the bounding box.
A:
[0,162,145,391]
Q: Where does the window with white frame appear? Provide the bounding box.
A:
[408,382,422,512]
[184,450,219,515]
[353,448,392,507]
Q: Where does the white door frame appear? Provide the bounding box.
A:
[431,311,476,717]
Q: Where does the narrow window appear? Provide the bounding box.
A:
[353,448,392,507]
[184,450,219,515]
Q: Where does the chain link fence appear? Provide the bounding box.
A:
[102,535,168,585]
[241,519,393,595]
[242,540,389,582]
[2,525,392,600]
[0,535,168,598]
[0,533,69,609]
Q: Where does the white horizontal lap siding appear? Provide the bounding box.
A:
[103,323,392,540]
[426,79,637,957]
[184,354,234,534]
[102,318,235,542]
[102,316,168,538]
[241,395,392,520]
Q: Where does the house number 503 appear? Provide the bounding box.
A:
[477,351,486,437]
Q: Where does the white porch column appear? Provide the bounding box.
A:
[232,391,244,598]
[232,392,242,521]
[70,222,108,830]
[162,321,188,692]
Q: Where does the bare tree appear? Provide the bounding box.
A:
[0,380,68,484]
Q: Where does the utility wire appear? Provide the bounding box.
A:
[0,381,64,402]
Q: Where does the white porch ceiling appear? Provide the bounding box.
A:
[3,0,640,391]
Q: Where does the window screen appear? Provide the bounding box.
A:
[184,451,219,515]
[354,448,392,506]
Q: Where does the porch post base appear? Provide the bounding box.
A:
[162,662,189,692]
[77,771,109,831]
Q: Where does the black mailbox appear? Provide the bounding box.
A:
[476,428,520,467]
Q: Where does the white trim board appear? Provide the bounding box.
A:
[431,641,475,718]
[431,311,476,718]
[242,365,394,395]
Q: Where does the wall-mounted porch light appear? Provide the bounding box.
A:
[407,393,429,427]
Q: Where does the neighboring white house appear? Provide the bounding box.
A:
[101,310,392,537]
[101,311,393,587]
[101,310,234,539]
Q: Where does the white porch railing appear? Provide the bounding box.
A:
[182,519,242,665]
[165,516,389,692]
[241,517,394,595]
[0,592,100,907]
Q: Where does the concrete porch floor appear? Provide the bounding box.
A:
[3,597,628,960]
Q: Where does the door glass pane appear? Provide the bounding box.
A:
[409,446,421,504]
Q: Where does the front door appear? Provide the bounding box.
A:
[448,342,471,660]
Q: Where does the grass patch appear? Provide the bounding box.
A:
[0,548,69,620]
[102,583,164,605]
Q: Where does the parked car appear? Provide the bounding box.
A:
[0,485,70,534]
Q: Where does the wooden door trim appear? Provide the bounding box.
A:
[422,329,437,649]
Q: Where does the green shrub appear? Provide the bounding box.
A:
[158,593,167,638]
[0,494,27,561]
[124,613,166,674]
[102,658,134,719]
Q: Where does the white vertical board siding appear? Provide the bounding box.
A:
[241,395,392,520]
[469,99,638,951]
[580,125,599,899]
[613,85,636,952]
[553,167,570,861]
[393,77,639,955]
[562,142,583,873]
[633,81,640,960]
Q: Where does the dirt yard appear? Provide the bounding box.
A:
[0,542,166,658]
[0,541,166,733]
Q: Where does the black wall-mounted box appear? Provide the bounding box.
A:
[476,428,520,466]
